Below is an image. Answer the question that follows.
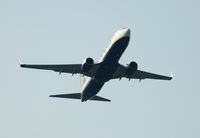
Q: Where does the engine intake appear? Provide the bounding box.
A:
[126,61,138,77]
[81,57,94,72]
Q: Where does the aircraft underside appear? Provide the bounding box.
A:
[20,28,172,102]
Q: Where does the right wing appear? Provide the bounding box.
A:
[20,63,101,77]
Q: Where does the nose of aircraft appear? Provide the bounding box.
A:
[122,28,130,37]
[110,28,131,44]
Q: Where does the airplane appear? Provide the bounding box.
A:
[20,28,172,102]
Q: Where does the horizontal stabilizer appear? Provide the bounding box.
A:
[50,93,81,99]
[50,93,111,102]
[90,95,111,102]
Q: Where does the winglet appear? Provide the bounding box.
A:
[18,59,22,65]
[18,59,23,67]
[18,59,25,67]
[170,72,173,79]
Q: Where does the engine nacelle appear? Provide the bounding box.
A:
[81,57,94,72]
[126,61,138,77]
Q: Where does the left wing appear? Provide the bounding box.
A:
[112,64,172,80]
[20,63,101,77]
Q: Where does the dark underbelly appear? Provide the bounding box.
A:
[81,78,105,101]
[94,61,118,82]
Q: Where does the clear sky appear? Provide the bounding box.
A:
[0,0,200,138]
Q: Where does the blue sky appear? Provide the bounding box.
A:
[0,0,200,138]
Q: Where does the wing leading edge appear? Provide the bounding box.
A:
[112,64,172,80]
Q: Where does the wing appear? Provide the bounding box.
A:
[112,64,172,80]
[20,63,101,77]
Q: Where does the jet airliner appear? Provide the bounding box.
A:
[20,28,172,102]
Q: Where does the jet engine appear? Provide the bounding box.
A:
[126,61,138,77]
[81,57,94,72]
